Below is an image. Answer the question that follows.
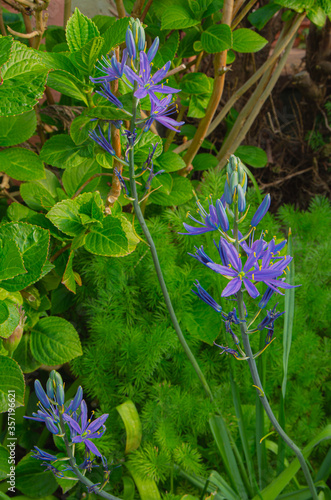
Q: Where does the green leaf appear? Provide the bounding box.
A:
[149,176,193,206]
[274,0,313,12]
[201,24,232,53]
[92,15,117,34]
[188,94,210,118]
[66,8,100,52]
[37,51,81,79]
[62,158,101,197]
[47,199,86,237]
[70,113,95,145]
[248,2,281,30]
[126,463,161,500]
[86,105,129,121]
[0,223,49,292]
[46,71,88,104]
[180,72,213,95]
[123,476,136,500]
[62,251,79,293]
[0,111,36,147]
[253,425,331,500]
[153,31,180,67]
[16,454,58,497]
[13,334,40,373]
[0,148,45,181]
[208,471,240,500]
[72,36,104,75]
[161,5,200,29]
[192,153,218,171]
[117,400,142,453]
[155,151,186,172]
[45,26,67,52]
[0,41,48,116]
[226,50,236,64]
[84,215,139,257]
[100,17,130,57]
[40,134,90,169]
[0,36,13,67]
[30,316,82,365]
[134,131,163,163]
[232,28,268,53]
[0,300,20,339]
[0,356,25,412]
[0,301,9,324]
[20,170,61,211]
[307,4,327,26]
[77,191,105,225]
[0,236,26,281]
[0,445,10,480]
[235,145,268,168]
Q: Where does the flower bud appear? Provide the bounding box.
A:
[34,380,51,409]
[251,194,271,228]
[224,155,247,208]
[125,28,136,60]
[56,384,65,406]
[147,37,159,63]
[3,325,23,353]
[237,184,246,213]
[216,199,229,231]
[45,416,59,434]
[46,378,55,400]
[71,386,83,411]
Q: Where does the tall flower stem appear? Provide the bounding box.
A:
[232,215,318,500]
[128,94,214,402]
[58,414,123,500]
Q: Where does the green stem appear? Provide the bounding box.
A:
[128,94,214,401]
[58,414,122,500]
[232,216,318,500]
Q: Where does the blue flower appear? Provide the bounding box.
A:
[32,447,58,462]
[96,83,123,108]
[126,28,136,60]
[89,125,116,156]
[180,196,229,236]
[144,95,184,132]
[191,280,222,313]
[202,237,293,298]
[147,37,159,63]
[65,400,109,457]
[188,246,215,268]
[114,168,130,196]
[125,52,180,103]
[122,128,137,161]
[214,343,241,359]
[257,303,284,344]
[90,50,128,84]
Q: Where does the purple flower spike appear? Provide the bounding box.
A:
[257,303,284,331]
[89,125,115,156]
[214,342,240,359]
[188,246,214,267]
[70,386,83,412]
[96,83,123,108]
[192,280,222,313]
[90,50,128,85]
[125,52,180,103]
[216,199,229,231]
[147,37,159,62]
[180,196,229,236]
[32,447,58,462]
[237,184,246,213]
[45,416,59,435]
[251,194,271,228]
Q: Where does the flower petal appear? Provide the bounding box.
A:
[221,278,242,297]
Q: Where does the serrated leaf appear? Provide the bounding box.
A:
[13,334,40,373]
[0,301,9,325]
[180,73,213,95]
[84,215,139,257]
[66,8,100,53]
[20,170,60,212]
[248,2,281,30]
[86,105,129,121]
[37,51,81,79]
[0,445,10,480]
[30,316,82,365]
[70,113,95,145]
[77,191,105,225]
[232,28,268,53]
[47,199,86,237]
[0,356,25,412]
[155,151,186,172]
[62,251,78,293]
[16,454,58,497]
[100,17,130,57]
[0,36,13,67]
[188,94,210,118]
[201,24,232,53]
[0,237,26,281]
[40,134,90,169]
[192,153,218,171]
[0,223,49,292]
[161,5,200,29]
[72,36,104,74]
[92,15,117,34]
[62,158,101,197]
[0,110,36,147]
[153,31,179,68]
[0,148,45,181]
[45,26,67,52]
[134,131,163,163]
[0,41,48,116]
[0,300,20,339]
[307,4,327,26]
[46,71,88,104]
[149,176,193,206]
[235,145,268,168]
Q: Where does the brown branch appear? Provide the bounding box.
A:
[108,57,123,208]
[165,64,186,78]
[259,167,313,189]
[179,0,234,174]
[231,0,258,29]
[131,0,144,18]
[50,243,71,263]
[64,0,71,27]
[141,0,153,22]
[7,25,40,38]
[72,173,113,199]
[0,7,7,36]
[115,0,126,18]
